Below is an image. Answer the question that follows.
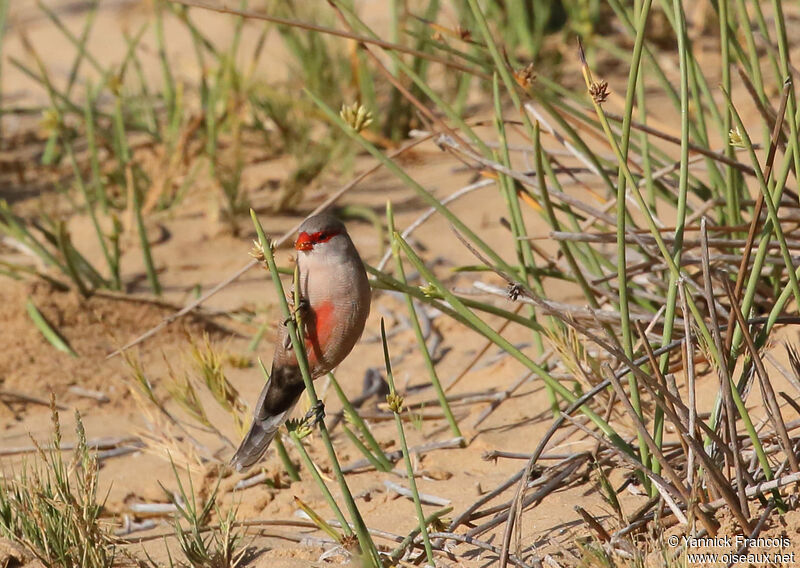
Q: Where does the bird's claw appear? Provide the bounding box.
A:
[303,400,326,428]
[283,298,310,326]
[283,299,311,349]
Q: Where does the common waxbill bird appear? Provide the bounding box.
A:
[231,213,371,471]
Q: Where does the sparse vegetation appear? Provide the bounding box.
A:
[164,459,246,568]
[4,0,800,566]
[0,399,116,568]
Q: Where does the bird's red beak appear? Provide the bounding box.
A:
[294,231,314,251]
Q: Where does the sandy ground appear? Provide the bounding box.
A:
[4,2,800,567]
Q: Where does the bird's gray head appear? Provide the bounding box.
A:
[294,213,351,257]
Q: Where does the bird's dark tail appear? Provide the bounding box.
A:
[231,365,305,472]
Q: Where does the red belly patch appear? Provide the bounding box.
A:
[305,300,335,365]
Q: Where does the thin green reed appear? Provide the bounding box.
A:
[330,0,488,153]
[718,0,743,226]
[604,0,728,204]
[534,130,606,286]
[83,88,106,211]
[723,91,800,314]
[751,0,781,83]
[633,0,656,210]
[122,30,159,135]
[730,146,795,354]
[328,371,394,471]
[250,210,381,566]
[287,429,352,536]
[62,141,120,290]
[693,103,785,485]
[379,319,434,565]
[386,203,462,438]
[36,0,99,160]
[0,0,7,138]
[578,0,653,474]
[368,265,545,334]
[652,0,691,482]
[306,89,519,283]
[155,0,177,124]
[111,96,161,295]
[577,42,725,378]
[393,232,635,458]
[490,75,558,412]
[770,0,800,216]
[531,123,615,340]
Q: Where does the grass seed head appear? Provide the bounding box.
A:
[38,108,60,137]
[339,102,373,133]
[729,127,745,148]
[386,393,404,414]
[589,79,610,104]
[418,282,440,298]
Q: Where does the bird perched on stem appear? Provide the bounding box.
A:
[231,213,371,471]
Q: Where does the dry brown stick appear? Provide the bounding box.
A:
[427,532,535,568]
[623,345,737,474]
[167,0,489,79]
[341,436,464,473]
[482,450,594,461]
[723,76,792,357]
[722,278,799,473]
[465,454,587,539]
[557,305,746,532]
[444,303,527,392]
[685,197,728,226]
[700,219,750,523]
[438,136,623,227]
[0,436,140,457]
[526,222,759,238]
[736,64,782,146]
[634,320,691,462]
[0,390,67,409]
[558,415,684,505]
[472,370,534,428]
[491,332,634,568]
[453,230,800,532]
[546,231,800,250]
[455,233,799,522]
[122,517,402,546]
[472,281,675,326]
[107,133,434,358]
[592,389,617,459]
[733,502,776,562]
[376,178,494,271]
[752,29,800,79]
[706,471,800,509]
[766,349,800,394]
[678,280,698,489]
[403,389,507,410]
[602,364,692,506]
[600,110,757,176]
[635,320,684,425]
[618,472,795,539]
[465,454,589,521]
[529,97,755,175]
[448,470,525,531]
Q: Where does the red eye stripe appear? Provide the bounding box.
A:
[294,229,341,250]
